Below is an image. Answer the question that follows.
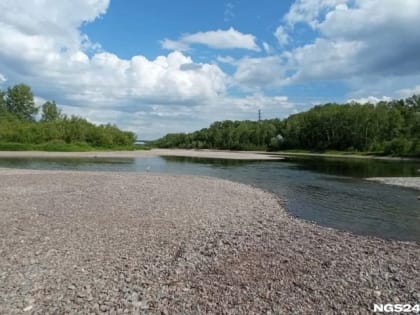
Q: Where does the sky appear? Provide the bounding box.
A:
[1,0,420,139]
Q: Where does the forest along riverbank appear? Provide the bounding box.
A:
[0,169,419,314]
[0,149,282,160]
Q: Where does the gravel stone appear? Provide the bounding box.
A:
[0,169,419,314]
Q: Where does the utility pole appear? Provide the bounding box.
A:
[257,109,261,147]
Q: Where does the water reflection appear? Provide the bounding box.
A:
[0,157,135,171]
[285,156,420,178]
[162,155,257,167]
[0,155,419,240]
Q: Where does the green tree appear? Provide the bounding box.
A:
[41,101,62,122]
[0,89,6,115]
[6,84,38,120]
[406,94,420,109]
[152,94,420,157]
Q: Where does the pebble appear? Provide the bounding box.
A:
[0,170,418,314]
[99,304,109,312]
[23,305,33,312]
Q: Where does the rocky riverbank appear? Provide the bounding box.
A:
[0,169,419,314]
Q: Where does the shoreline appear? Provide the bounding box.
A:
[367,177,420,191]
[269,150,420,161]
[0,148,283,160]
[0,169,418,314]
[1,148,419,162]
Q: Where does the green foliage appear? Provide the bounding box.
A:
[0,83,137,151]
[0,89,6,114]
[41,101,63,122]
[153,119,283,151]
[383,139,412,156]
[154,95,420,157]
[5,84,38,121]
[0,141,92,152]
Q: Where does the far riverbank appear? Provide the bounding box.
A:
[2,148,419,162]
[0,149,283,160]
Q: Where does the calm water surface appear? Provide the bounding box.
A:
[0,155,419,241]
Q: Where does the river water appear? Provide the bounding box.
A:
[0,155,419,241]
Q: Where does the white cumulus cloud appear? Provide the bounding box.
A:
[274,26,289,45]
[398,85,420,98]
[283,0,420,86]
[233,56,287,90]
[285,0,348,28]
[347,96,392,104]
[162,27,260,51]
[0,73,6,84]
[0,0,227,110]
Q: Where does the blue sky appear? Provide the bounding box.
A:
[82,1,291,59]
[1,0,420,139]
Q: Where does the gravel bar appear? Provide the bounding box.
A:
[367,177,420,191]
[0,149,283,160]
[0,169,419,314]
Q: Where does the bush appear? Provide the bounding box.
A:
[0,142,33,151]
[383,138,412,156]
[37,140,93,152]
[0,115,136,151]
[408,140,420,157]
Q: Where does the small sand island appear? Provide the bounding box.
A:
[0,169,419,314]
[0,149,283,160]
[367,177,420,191]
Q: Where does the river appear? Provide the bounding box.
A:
[0,155,419,241]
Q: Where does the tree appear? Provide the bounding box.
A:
[41,101,62,122]
[5,84,38,120]
[0,89,6,114]
[406,94,420,109]
[151,94,420,157]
